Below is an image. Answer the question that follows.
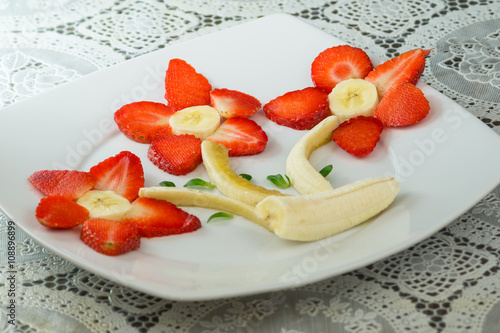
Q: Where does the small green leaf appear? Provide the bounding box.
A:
[159,181,176,187]
[184,178,215,189]
[319,165,333,178]
[208,212,233,223]
[240,173,252,181]
[267,174,291,189]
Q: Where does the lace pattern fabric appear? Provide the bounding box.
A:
[1,1,500,332]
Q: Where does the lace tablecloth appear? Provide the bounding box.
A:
[1,1,500,332]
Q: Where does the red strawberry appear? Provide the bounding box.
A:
[210,88,261,119]
[365,48,431,96]
[28,170,96,200]
[148,134,202,176]
[114,101,176,143]
[164,58,212,111]
[373,83,430,126]
[206,117,268,156]
[81,218,141,256]
[123,197,201,238]
[331,116,384,157]
[89,151,144,202]
[35,195,90,229]
[263,87,329,130]
[311,45,373,93]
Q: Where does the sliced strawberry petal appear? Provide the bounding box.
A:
[148,134,202,176]
[365,48,431,96]
[331,116,384,157]
[373,83,430,126]
[114,101,175,143]
[206,117,268,156]
[311,45,373,93]
[36,195,90,229]
[263,87,329,130]
[81,218,141,256]
[123,197,201,238]
[164,58,212,111]
[210,88,261,119]
[28,170,96,200]
[89,151,144,202]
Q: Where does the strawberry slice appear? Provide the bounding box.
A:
[35,195,90,229]
[373,83,430,126]
[123,197,201,238]
[331,116,384,157]
[206,117,268,156]
[81,218,141,256]
[114,101,176,143]
[28,170,96,200]
[263,87,329,130]
[210,88,262,119]
[164,58,212,111]
[148,134,202,176]
[89,151,144,202]
[311,45,373,93]
[365,48,431,96]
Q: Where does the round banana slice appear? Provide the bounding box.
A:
[169,105,221,140]
[328,78,379,122]
[76,190,132,221]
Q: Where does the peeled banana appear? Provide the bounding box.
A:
[139,186,270,231]
[76,190,132,221]
[201,140,286,206]
[286,116,338,194]
[169,105,221,140]
[328,79,379,122]
[255,177,400,241]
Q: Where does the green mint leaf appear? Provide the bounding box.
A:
[240,173,252,181]
[159,181,176,187]
[267,174,291,189]
[208,212,233,223]
[184,178,215,189]
[319,164,333,178]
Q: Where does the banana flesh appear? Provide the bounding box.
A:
[139,187,271,231]
[328,79,379,122]
[254,177,400,241]
[76,190,132,221]
[286,116,338,194]
[169,105,221,140]
[201,140,286,206]
[140,117,400,242]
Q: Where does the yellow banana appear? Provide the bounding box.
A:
[139,186,270,231]
[286,115,338,194]
[254,177,400,241]
[201,140,286,206]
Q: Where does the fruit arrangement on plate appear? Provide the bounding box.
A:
[28,44,431,256]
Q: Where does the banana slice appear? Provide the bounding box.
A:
[169,105,221,140]
[328,79,379,122]
[139,187,270,231]
[201,140,287,206]
[255,177,400,241]
[76,190,132,221]
[286,116,338,195]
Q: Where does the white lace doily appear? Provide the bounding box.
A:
[1,1,500,332]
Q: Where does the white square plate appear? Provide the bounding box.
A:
[1,14,500,301]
